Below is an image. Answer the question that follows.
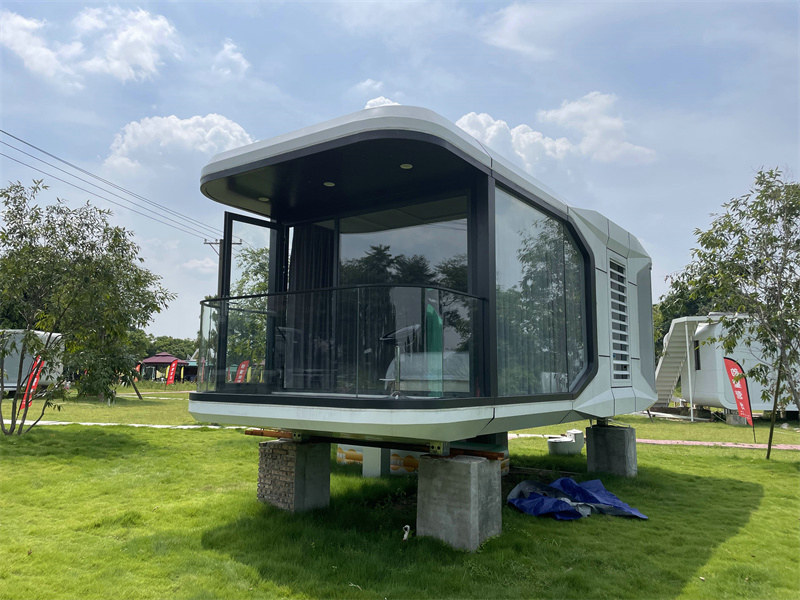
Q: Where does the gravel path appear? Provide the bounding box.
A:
[509,432,800,451]
[636,438,800,451]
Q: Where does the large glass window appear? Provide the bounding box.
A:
[339,196,468,291]
[337,196,470,396]
[495,187,587,396]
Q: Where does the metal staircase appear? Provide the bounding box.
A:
[654,317,706,407]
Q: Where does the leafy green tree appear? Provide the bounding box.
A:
[0,181,173,434]
[673,169,800,458]
[653,277,716,359]
[231,245,270,296]
[127,329,153,361]
[150,335,196,359]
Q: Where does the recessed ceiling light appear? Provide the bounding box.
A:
[399,163,413,170]
[257,196,270,202]
[323,181,336,187]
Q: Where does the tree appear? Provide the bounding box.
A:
[231,245,270,296]
[673,169,800,458]
[150,335,196,359]
[0,181,173,434]
[653,276,716,359]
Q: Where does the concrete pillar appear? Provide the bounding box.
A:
[726,413,749,426]
[586,424,637,477]
[361,446,391,478]
[257,439,330,512]
[416,455,502,552]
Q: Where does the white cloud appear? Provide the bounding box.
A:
[457,92,655,172]
[481,3,606,60]
[76,7,180,82]
[457,112,571,173]
[538,92,656,164]
[184,257,218,274]
[481,3,561,60]
[364,96,400,109]
[0,11,83,89]
[333,1,468,41]
[104,114,254,172]
[353,78,384,94]
[0,7,180,89]
[212,39,250,79]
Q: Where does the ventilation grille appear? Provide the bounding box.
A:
[610,260,630,382]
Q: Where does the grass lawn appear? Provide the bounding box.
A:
[39,389,196,426]
[1,422,798,599]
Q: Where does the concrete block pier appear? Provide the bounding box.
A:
[586,423,638,477]
[416,455,502,551]
[257,439,331,512]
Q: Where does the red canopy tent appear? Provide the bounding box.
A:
[141,352,189,366]
[139,352,189,382]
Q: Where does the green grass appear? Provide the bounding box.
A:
[1,424,798,599]
[41,390,195,426]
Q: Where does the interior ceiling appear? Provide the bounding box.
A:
[340,196,468,233]
[206,137,478,223]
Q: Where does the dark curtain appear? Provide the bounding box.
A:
[284,224,335,390]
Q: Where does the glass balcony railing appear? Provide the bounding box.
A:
[197,285,483,399]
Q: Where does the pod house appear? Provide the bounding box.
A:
[656,315,799,420]
[189,106,656,549]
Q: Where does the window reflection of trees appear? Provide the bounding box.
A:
[224,246,271,387]
[496,193,587,397]
[339,246,471,397]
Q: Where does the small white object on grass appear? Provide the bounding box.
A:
[402,524,411,541]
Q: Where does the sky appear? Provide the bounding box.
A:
[1,1,797,339]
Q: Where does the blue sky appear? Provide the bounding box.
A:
[1,1,797,339]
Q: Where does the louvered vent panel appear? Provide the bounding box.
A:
[610,260,630,383]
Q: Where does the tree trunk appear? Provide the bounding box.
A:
[130,378,144,401]
[766,351,785,460]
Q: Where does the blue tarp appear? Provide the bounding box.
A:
[507,477,648,521]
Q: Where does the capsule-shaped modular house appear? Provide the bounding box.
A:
[656,315,799,413]
[189,106,657,445]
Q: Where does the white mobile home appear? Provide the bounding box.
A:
[0,330,63,394]
[656,315,798,412]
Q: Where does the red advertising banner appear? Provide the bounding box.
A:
[20,356,44,411]
[723,357,753,426]
[166,359,179,385]
[233,360,250,383]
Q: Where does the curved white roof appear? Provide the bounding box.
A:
[201,104,569,215]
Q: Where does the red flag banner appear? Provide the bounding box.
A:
[166,359,179,385]
[20,356,44,411]
[723,357,753,426]
[234,360,250,383]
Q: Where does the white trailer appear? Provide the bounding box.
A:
[0,330,63,395]
[655,315,798,413]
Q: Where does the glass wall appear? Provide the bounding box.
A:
[495,187,587,396]
[339,196,468,291]
[197,286,479,398]
[338,197,470,395]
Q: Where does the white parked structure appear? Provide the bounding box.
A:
[0,330,63,394]
[655,315,798,414]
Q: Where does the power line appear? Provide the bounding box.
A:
[0,152,209,241]
[0,129,223,238]
[0,140,219,240]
